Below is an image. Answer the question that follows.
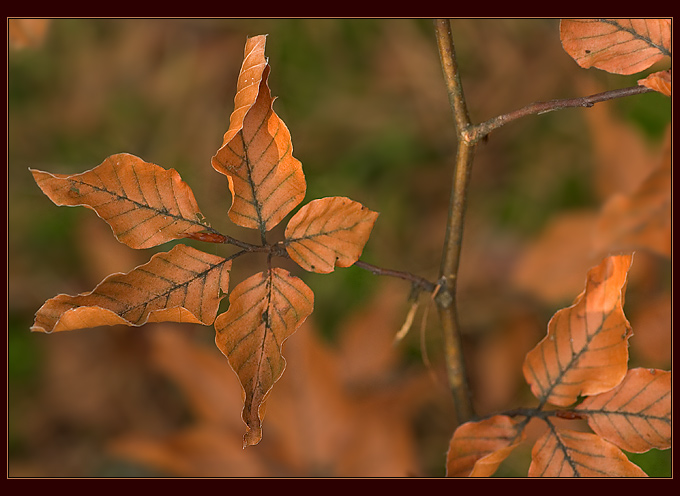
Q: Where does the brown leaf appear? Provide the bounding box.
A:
[529,422,647,477]
[628,294,672,366]
[446,415,527,477]
[109,327,269,477]
[111,315,429,477]
[284,196,379,273]
[511,211,601,304]
[580,79,660,200]
[211,35,306,237]
[8,19,50,49]
[31,153,222,250]
[560,19,671,75]
[575,368,671,453]
[523,254,633,407]
[596,127,672,258]
[32,244,231,333]
[214,268,314,447]
[638,69,671,96]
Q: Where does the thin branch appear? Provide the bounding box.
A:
[353,260,437,293]
[433,18,475,426]
[466,85,654,143]
[433,18,472,134]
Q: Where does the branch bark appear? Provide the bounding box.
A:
[433,18,475,426]
[466,85,654,143]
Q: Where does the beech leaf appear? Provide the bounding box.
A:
[31,244,231,334]
[638,69,671,96]
[529,423,647,477]
[560,19,671,75]
[597,128,672,258]
[284,196,379,273]
[446,415,526,477]
[31,153,223,250]
[212,34,306,238]
[214,267,314,447]
[522,254,633,407]
[575,368,671,453]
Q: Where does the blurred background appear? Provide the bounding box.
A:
[8,18,671,477]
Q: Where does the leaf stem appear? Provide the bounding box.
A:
[433,18,475,426]
[221,234,268,252]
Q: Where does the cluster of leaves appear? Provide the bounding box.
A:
[30,35,378,448]
[446,19,671,477]
[447,254,671,477]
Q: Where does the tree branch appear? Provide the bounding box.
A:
[466,85,654,143]
[433,18,475,426]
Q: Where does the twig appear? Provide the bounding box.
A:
[466,85,654,143]
[433,18,476,426]
[353,260,436,293]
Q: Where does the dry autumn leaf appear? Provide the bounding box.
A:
[212,35,306,239]
[511,211,601,305]
[560,19,671,75]
[214,268,314,447]
[446,415,527,477]
[597,127,672,258]
[111,312,429,477]
[529,422,647,477]
[523,254,633,407]
[29,33,380,453]
[284,196,379,274]
[638,69,671,96]
[31,244,231,334]
[31,153,223,250]
[8,18,50,49]
[575,368,671,453]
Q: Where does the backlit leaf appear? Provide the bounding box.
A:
[446,415,527,477]
[638,69,671,96]
[31,153,223,249]
[575,368,671,453]
[284,196,379,273]
[32,244,231,334]
[212,35,306,238]
[214,268,314,447]
[522,254,633,407]
[560,19,671,75]
[529,422,647,477]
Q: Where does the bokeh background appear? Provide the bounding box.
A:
[8,18,672,477]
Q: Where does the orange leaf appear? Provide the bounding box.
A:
[575,368,671,453]
[596,128,672,258]
[31,153,220,249]
[8,18,50,49]
[446,415,527,477]
[529,422,647,477]
[31,244,231,334]
[560,19,671,75]
[284,196,379,273]
[212,35,306,238]
[638,69,671,96]
[523,254,633,407]
[214,268,314,447]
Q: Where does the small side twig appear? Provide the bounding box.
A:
[466,85,653,143]
[353,260,436,293]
